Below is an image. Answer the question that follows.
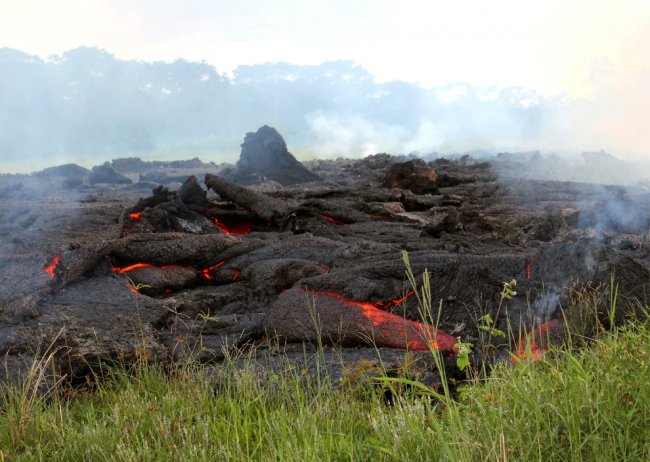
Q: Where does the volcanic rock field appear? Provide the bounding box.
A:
[1,126,649,389]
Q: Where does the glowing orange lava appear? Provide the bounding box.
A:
[512,342,547,362]
[111,263,193,274]
[198,261,225,280]
[112,262,155,273]
[374,290,416,309]
[212,217,252,235]
[111,259,234,283]
[511,319,563,363]
[322,215,345,225]
[129,212,142,221]
[300,289,457,352]
[44,256,60,279]
[212,217,230,235]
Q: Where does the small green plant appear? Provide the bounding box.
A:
[501,278,517,300]
[477,314,506,338]
[454,338,474,372]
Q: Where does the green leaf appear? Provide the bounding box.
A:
[456,355,470,371]
[492,329,506,338]
[478,314,493,324]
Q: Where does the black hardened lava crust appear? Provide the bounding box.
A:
[1,149,649,388]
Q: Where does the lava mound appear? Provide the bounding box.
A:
[224,125,320,185]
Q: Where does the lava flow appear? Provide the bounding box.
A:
[129,211,142,221]
[212,217,252,235]
[111,262,193,273]
[111,262,155,273]
[299,289,457,352]
[322,215,345,225]
[43,256,60,279]
[511,318,563,363]
[374,290,415,309]
[197,261,225,280]
[111,260,231,282]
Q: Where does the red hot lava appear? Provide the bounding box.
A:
[111,262,155,273]
[198,261,225,280]
[111,260,230,281]
[511,318,564,363]
[129,212,142,221]
[374,290,415,309]
[43,256,60,279]
[322,215,345,225]
[212,217,230,235]
[212,217,252,235]
[299,289,457,352]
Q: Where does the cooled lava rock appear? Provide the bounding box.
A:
[89,163,132,185]
[2,151,650,392]
[225,125,320,185]
[34,163,91,178]
[383,159,439,194]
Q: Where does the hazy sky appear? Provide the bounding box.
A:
[2,0,648,96]
[2,0,649,160]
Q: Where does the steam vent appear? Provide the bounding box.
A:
[225,125,320,185]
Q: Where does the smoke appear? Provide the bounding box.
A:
[0,46,648,179]
[302,84,561,159]
[304,112,409,157]
[564,27,650,160]
[532,289,560,324]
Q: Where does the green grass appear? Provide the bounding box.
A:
[1,321,649,461]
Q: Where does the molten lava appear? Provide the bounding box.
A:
[511,319,563,363]
[198,261,225,280]
[212,217,230,235]
[212,217,252,235]
[299,289,457,352]
[129,212,142,221]
[322,215,345,225]
[374,290,416,309]
[111,262,193,274]
[43,256,60,279]
[111,259,233,282]
[112,262,155,273]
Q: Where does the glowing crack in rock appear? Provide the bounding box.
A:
[322,215,345,225]
[112,260,229,282]
[212,216,252,235]
[43,256,60,279]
